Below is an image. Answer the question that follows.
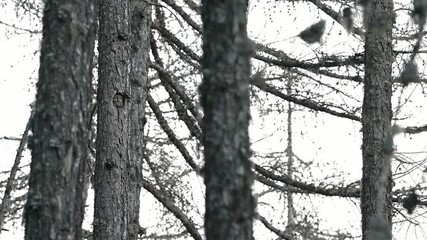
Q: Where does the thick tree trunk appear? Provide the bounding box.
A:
[24,0,97,239]
[93,0,132,239]
[94,0,151,239]
[200,1,254,239]
[361,0,394,239]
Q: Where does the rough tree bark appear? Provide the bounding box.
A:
[24,0,97,239]
[200,0,255,239]
[128,0,151,239]
[94,0,151,239]
[93,0,133,239]
[361,0,394,239]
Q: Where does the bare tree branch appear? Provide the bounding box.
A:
[254,164,361,198]
[0,19,41,34]
[254,43,364,69]
[147,94,201,173]
[404,124,427,134]
[0,112,32,230]
[142,179,203,240]
[160,0,201,33]
[258,214,292,240]
[152,22,201,62]
[182,0,200,14]
[0,136,21,141]
[150,38,203,137]
[251,79,361,122]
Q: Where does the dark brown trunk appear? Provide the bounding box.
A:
[24,0,97,239]
[361,0,394,239]
[201,0,254,239]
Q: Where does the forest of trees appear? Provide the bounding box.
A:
[0,0,427,239]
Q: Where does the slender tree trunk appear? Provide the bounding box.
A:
[24,0,97,239]
[93,0,132,239]
[361,0,394,239]
[200,1,254,239]
[285,78,295,229]
[128,0,151,239]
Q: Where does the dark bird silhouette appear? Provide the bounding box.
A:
[298,20,326,44]
[342,7,353,33]
[400,61,419,87]
[403,191,420,214]
[412,0,427,27]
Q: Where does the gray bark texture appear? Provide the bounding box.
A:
[93,0,151,239]
[128,0,151,239]
[24,0,97,239]
[94,0,130,239]
[361,0,394,239]
[200,0,255,239]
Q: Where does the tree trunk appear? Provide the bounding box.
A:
[286,78,295,230]
[93,0,132,239]
[361,1,394,239]
[24,0,97,239]
[128,0,151,239]
[94,0,151,239]
[200,1,254,239]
